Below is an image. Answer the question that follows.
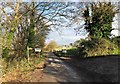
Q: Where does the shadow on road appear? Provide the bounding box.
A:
[43,52,81,83]
[43,52,119,83]
[58,54,119,82]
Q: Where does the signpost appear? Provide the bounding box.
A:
[27,46,30,63]
[27,47,33,63]
[27,47,41,62]
[35,48,41,53]
[35,48,41,57]
[62,50,67,56]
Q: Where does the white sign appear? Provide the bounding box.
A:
[63,50,67,53]
[35,48,41,52]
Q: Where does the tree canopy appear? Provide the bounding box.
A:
[83,2,117,39]
[0,2,80,60]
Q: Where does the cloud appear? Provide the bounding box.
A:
[46,27,88,45]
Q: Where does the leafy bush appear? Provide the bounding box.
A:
[78,37,118,57]
[111,36,120,54]
[112,36,120,48]
[66,48,79,56]
[2,47,10,59]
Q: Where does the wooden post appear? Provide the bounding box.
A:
[0,36,2,83]
[27,46,29,63]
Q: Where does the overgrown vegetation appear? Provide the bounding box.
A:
[76,2,119,58]
[78,37,119,57]
[83,2,117,39]
[0,2,119,81]
[54,2,119,58]
[2,54,45,82]
[55,48,78,57]
[1,2,84,81]
[112,36,120,53]
[55,37,119,58]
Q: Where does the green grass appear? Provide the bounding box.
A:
[56,48,79,57]
[112,48,120,55]
[78,38,120,58]
[65,48,78,56]
[55,47,120,58]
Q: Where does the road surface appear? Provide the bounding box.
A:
[32,52,118,83]
[41,52,81,83]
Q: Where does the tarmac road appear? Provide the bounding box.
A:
[42,52,118,83]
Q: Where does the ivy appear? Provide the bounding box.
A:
[83,2,116,39]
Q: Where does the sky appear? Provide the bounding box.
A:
[45,1,119,46]
[46,14,119,45]
[46,27,88,45]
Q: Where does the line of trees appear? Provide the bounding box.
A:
[0,2,119,66]
[0,2,71,62]
[1,2,84,64]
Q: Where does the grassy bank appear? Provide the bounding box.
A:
[54,47,119,58]
[2,53,45,82]
[54,48,79,57]
[55,38,120,58]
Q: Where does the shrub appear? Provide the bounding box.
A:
[112,36,120,48]
[78,37,118,57]
[2,47,9,59]
[111,36,120,54]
